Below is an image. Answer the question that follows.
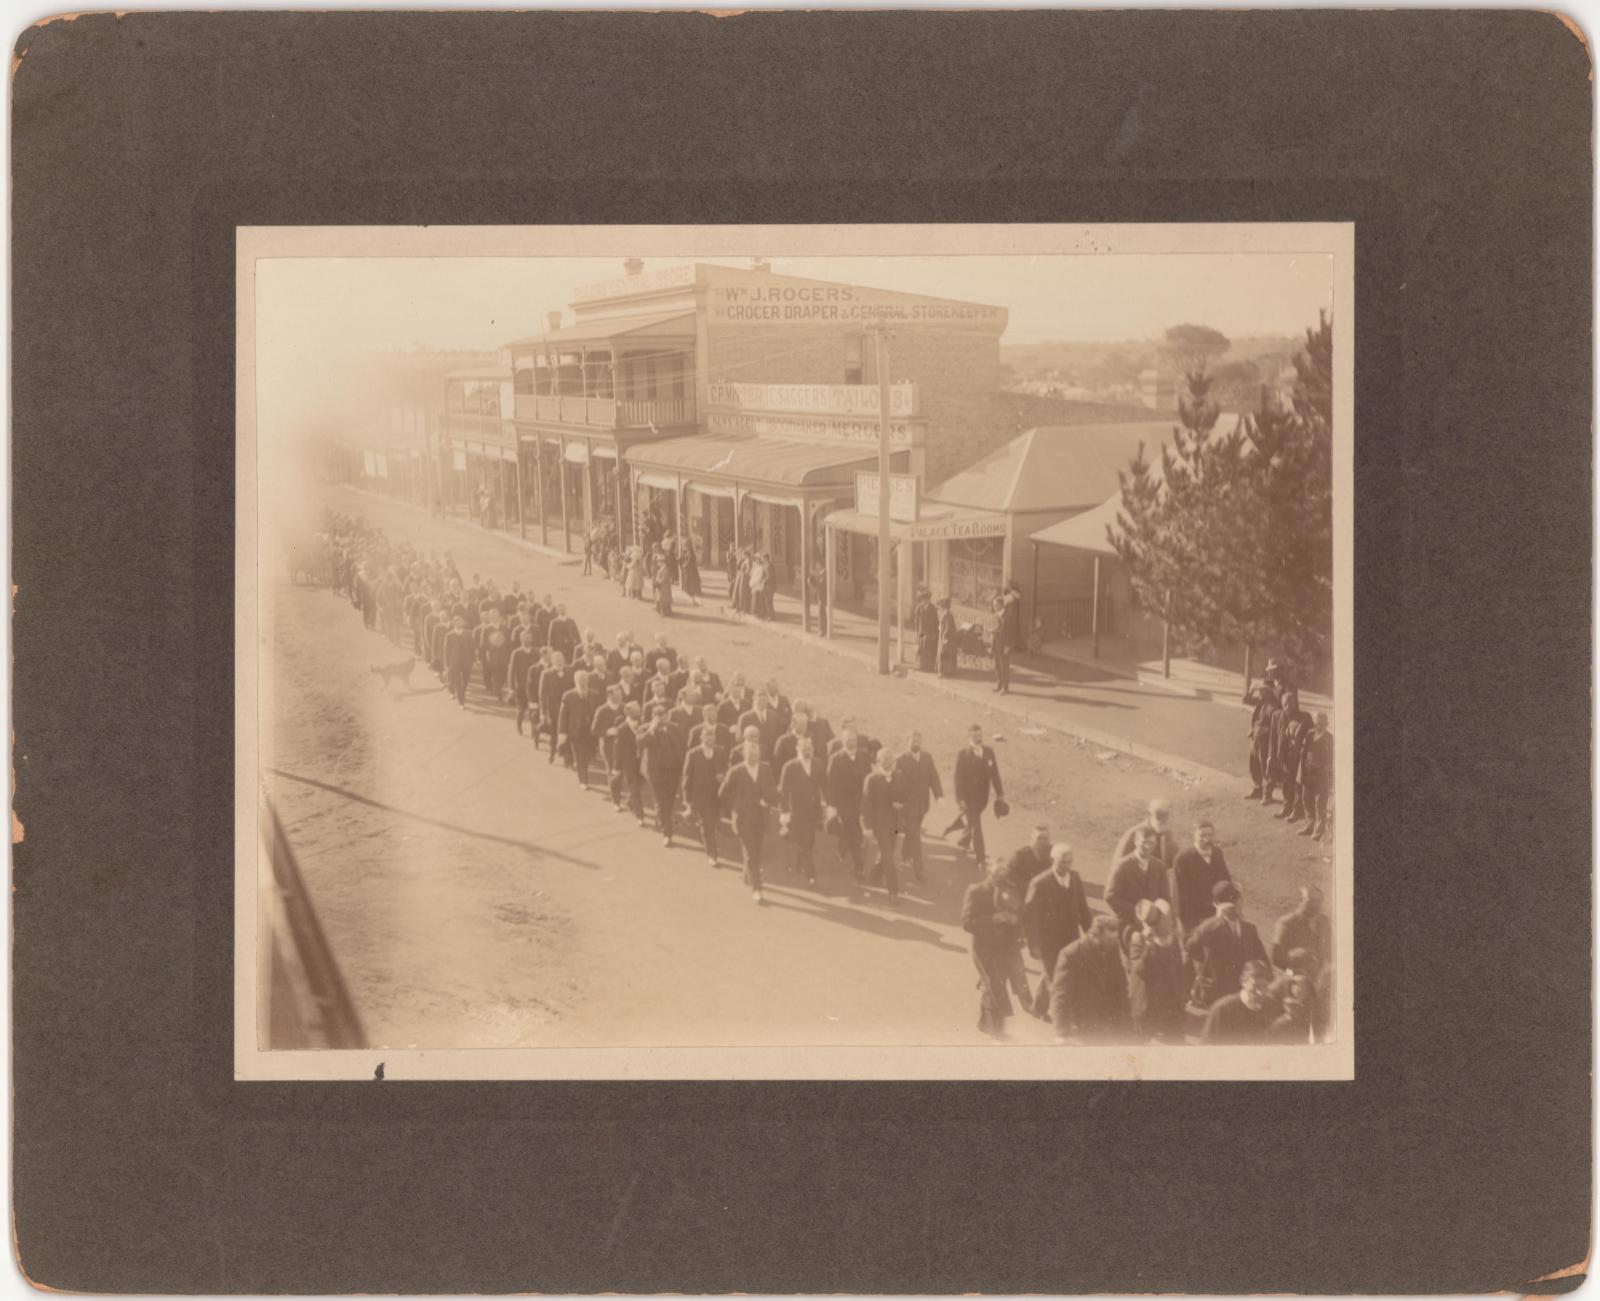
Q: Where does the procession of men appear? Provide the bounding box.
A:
[322,505,1333,1048]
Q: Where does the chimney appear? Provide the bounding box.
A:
[545,310,563,333]
[623,257,644,277]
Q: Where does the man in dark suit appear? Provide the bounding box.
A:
[1271,884,1332,970]
[992,582,1023,694]
[737,691,785,762]
[1298,712,1334,840]
[607,631,634,678]
[720,739,778,903]
[539,651,571,765]
[1049,915,1130,1043]
[593,683,627,810]
[761,679,793,732]
[1172,820,1232,938]
[1023,843,1094,1019]
[1112,799,1177,896]
[952,724,1004,865]
[1200,960,1278,1044]
[508,627,538,735]
[1187,880,1270,1010]
[643,632,677,679]
[1244,681,1279,801]
[666,688,701,750]
[556,669,597,789]
[773,711,810,773]
[718,674,754,728]
[681,725,726,867]
[547,603,579,664]
[641,703,686,847]
[826,727,871,879]
[1005,824,1054,894]
[915,589,940,673]
[862,748,901,901]
[442,613,473,707]
[1105,825,1168,928]
[961,862,1026,1038]
[611,702,646,825]
[688,702,735,758]
[778,734,825,884]
[890,731,943,882]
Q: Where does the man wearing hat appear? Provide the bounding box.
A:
[1187,880,1269,1010]
[1243,677,1280,801]
[914,588,940,673]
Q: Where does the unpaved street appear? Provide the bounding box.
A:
[262,485,1332,1050]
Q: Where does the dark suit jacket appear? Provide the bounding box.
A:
[862,770,897,838]
[1173,847,1232,935]
[612,724,643,787]
[1023,868,1093,961]
[953,745,1003,812]
[718,689,754,729]
[737,708,784,759]
[778,758,824,828]
[719,762,776,829]
[557,688,594,745]
[1049,938,1130,1041]
[689,721,736,755]
[826,749,870,816]
[682,746,725,808]
[641,725,685,793]
[1300,729,1334,792]
[891,750,943,820]
[1004,845,1048,893]
[773,731,806,772]
[538,667,571,723]
[1105,853,1165,925]
[1188,915,1269,1007]
[961,878,1023,959]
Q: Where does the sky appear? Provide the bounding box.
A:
[255,250,1334,356]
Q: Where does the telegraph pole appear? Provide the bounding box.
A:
[873,325,893,675]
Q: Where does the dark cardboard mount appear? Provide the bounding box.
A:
[10,10,1591,1295]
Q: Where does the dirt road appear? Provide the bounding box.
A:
[262,485,1332,1051]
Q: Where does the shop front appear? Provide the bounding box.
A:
[625,432,906,632]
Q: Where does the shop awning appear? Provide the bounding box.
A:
[1028,493,1124,557]
[637,471,679,491]
[824,506,1008,543]
[627,432,880,491]
[683,480,736,500]
[563,442,589,464]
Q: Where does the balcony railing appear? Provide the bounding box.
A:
[441,410,511,440]
[514,393,696,430]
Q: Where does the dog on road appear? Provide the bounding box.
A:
[370,656,416,693]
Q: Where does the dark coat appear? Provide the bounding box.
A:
[1188,915,1269,1008]
[862,769,898,839]
[778,757,824,829]
[507,646,537,699]
[1104,853,1167,927]
[1022,868,1093,962]
[548,616,580,660]
[556,687,594,745]
[1270,906,1333,969]
[612,724,644,788]
[737,707,785,760]
[1126,933,1187,1039]
[952,744,1004,812]
[1004,844,1049,893]
[719,761,776,831]
[890,750,943,821]
[1049,937,1130,1041]
[641,724,685,794]
[826,749,870,816]
[443,629,475,674]
[718,688,754,729]
[1300,729,1334,793]
[1200,992,1278,1044]
[1172,846,1232,936]
[961,878,1024,959]
[688,721,736,756]
[538,667,571,724]
[681,745,725,808]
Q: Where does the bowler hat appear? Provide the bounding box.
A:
[1212,880,1241,903]
[993,797,1011,818]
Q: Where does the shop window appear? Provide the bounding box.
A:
[948,537,1004,610]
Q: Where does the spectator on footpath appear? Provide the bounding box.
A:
[1172,820,1232,939]
[1200,960,1279,1044]
[890,731,942,883]
[1050,915,1129,1044]
[1022,842,1093,1021]
[1187,880,1269,1011]
[1243,680,1280,802]
[936,598,959,678]
[961,860,1027,1039]
[914,587,940,673]
[1298,713,1334,840]
[992,581,1022,694]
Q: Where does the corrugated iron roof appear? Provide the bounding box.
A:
[927,421,1174,514]
[506,310,696,350]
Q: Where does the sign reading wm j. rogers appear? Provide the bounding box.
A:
[709,283,1007,329]
[707,380,918,418]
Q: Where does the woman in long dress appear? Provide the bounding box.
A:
[936,598,960,677]
[679,539,702,605]
[626,547,646,601]
[654,553,674,618]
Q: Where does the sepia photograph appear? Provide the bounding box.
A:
[235,223,1353,1081]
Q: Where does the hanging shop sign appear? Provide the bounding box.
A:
[854,472,920,523]
[707,380,917,418]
